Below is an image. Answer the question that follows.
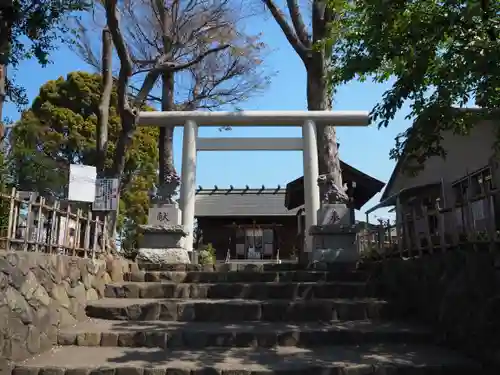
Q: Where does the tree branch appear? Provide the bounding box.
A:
[104,1,133,79]
[286,0,310,47]
[132,70,160,107]
[131,45,231,78]
[163,44,232,73]
[262,0,309,61]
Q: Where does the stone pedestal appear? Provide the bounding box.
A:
[147,203,182,226]
[309,224,359,264]
[136,224,191,264]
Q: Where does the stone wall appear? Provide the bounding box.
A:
[366,251,500,367]
[0,251,129,367]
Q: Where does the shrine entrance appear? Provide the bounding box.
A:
[137,110,370,254]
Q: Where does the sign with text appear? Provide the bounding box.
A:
[93,178,119,211]
[148,205,181,226]
[69,164,97,203]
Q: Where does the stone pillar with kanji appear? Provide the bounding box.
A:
[135,175,191,264]
[309,175,359,266]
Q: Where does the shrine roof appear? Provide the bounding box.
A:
[194,185,300,217]
[285,161,385,211]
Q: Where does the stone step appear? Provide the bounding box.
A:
[13,345,481,374]
[124,270,368,284]
[85,298,393,322]
[57,319,433,349]
[104,282,369,300]
[135,263,358,273]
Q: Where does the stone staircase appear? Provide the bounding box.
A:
[13,263,483,374]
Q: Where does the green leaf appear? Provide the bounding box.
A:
[7,71,159,247]
[327,0,500,172]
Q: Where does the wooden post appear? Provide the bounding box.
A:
[483,174,496,252]
[377,222,384,257]
[92,216,100,259]
[6,187,16,250]
[488,160,498,250]
[23,196,33,252]
[35,197,45,252]
[49,200,59,254]
[411,204,422,257]
[10,193,19,249]
[62,205,71,255]
[84,209,92,257]
[402,215,412,257]
[421,204,433,254]
[465,170,477,251]
[387,220,393,247]
[102,215,107,254]
[73,208,82,256]
[436,199,447,252]
[395,195,403,257]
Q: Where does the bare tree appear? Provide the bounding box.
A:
[74,0,269,186]
[262,0,347,201]
[101,0,159,238]
[95,0,267,240]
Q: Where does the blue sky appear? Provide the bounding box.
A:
[4,10,411,223]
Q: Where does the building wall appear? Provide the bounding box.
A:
[196,216,299,260]
[386,121,499,200]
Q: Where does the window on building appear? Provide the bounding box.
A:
[263,229,273,244]
[235,227,245,243]
[453,167,494,204]
[263,229,274,256]
[452,166,495,231]
[245,228,263,251]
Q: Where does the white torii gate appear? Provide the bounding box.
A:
[137,111,370,254]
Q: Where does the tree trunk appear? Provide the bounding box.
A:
[0,2,13,141]
[104,0,161,246]
[306,56,343,191]
[96,28,113,177]
[307,0,343,194]
[159,71,175,185]
[96,27,114,244]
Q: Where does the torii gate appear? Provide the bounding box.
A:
[137,111,370,254]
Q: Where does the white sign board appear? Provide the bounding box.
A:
[148,205,181,225]
[68,164,97,203]
[93,178,119,211]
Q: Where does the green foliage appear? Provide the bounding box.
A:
[1,0,90,109]
[329,0,500,171]
[198,243,216,265]
[8,71,159,245]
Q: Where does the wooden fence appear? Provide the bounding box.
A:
[0,188,107,258]
[357,181,500,259]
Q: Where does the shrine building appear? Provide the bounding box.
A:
[194,160,385,261]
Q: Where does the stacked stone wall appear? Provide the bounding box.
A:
[366,251,500,367]
[0,251,130,368]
